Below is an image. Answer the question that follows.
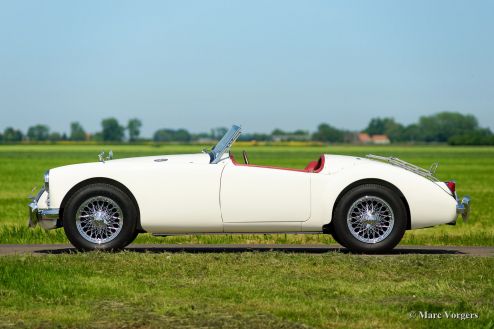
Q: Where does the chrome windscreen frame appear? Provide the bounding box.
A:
[209,125,242,164]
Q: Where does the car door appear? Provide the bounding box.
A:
[220,164,311,223]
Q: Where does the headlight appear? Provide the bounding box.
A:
[44,170,50,191]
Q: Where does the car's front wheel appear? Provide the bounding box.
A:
[63,183,138,251]
[332,184,407,253]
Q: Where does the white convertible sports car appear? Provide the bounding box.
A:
[29,125,470,252]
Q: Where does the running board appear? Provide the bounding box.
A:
[152,231,323,237]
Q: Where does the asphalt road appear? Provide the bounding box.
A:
[0,244,493,256]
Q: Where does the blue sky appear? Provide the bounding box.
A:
[0,0,493,136]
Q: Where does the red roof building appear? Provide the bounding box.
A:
[357,133,372,144]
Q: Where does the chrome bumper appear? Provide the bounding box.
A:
[456,196,471,222]
[28,201,60,230]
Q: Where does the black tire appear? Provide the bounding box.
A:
[330,230,344,246]
[128,230,140,245]
[332,184,407,253]
[63,183,138,251]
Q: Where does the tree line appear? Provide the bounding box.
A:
[311,112,494,145]
[0,112,492,145]
[0,118,143,143]
[363,112,493,145]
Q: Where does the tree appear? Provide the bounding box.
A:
[238,133,271,141]
[365,118,388,135]
[293,129,308,136]
[127,118,142,142]
[312,123,345,142]
[92,132,103,142]
[211,127,228,139]
[3,127,23,142]
[153,128,191,142]
[364,117,405,141]
[448,128,494,145]
[101,118,125,142]
[0,132,3,142]
[70,122,86,141]
[271,129,286,136]
[27,125,50,141]
[48,132,62,142]
[191,132,212,140]
[418,112,479,142]
[401,124,421,142]
[153,129,173,142]
[174,129,191,142]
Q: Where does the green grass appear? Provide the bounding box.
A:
[0,144,493,245]
[1,144,493,329]
[0,252,492,329]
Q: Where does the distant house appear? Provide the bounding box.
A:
[356,132,390,144]
[371,134,391,145]
[357,133,372,144]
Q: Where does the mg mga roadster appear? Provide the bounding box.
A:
[29,125,470,252]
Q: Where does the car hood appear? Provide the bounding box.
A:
[100,153,211,165]
[51,153,212,173]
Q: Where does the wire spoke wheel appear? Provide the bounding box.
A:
[75,196,124,244]
[346,195,394,244]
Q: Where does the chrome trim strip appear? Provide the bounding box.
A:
[39,208,59,220]
[152,231,323,236]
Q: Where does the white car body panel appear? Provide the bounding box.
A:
[223,221,302,233]
[220,164,311,222]
[304,155,456,231]
[39,152,458,234]
[49,153,225,233]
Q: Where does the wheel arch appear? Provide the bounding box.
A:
[324,178,411,233]
[59,177,144,232]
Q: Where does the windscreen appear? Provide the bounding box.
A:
[210,125,242,163]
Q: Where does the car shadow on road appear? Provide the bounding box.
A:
[34,245,464,255]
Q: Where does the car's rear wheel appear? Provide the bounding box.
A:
[63,183,138,251]
[332,184,407,253]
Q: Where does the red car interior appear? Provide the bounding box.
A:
[230,153,325,173]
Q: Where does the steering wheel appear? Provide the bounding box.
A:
[242,151,249,164]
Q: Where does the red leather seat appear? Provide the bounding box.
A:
[304,161,319,172]
[304,155,324,173]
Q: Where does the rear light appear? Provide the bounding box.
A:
[445,181,456,195]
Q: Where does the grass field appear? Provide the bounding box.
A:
[1,252,493,329]
[0,144,493,246]
[0,144,493,328]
